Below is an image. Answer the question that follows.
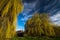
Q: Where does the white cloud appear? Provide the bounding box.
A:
[22,9,32,16]
[24,2,36,9]
[50,11,60,26]
[20,15,33,21]
[22,1,38,16]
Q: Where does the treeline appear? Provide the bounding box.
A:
[24,13,60,37]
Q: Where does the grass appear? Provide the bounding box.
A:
[11,37,60,40]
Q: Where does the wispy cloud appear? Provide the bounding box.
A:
[20,15,33,21]
[50,11,60,26]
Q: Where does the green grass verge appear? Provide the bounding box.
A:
[11,37,60,40]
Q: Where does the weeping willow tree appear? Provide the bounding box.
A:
[0,0,23,39]
[39,13,55,36]
[25,14,44,36]
[25,13,55,37]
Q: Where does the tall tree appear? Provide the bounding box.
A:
[39,13,55,36]
[0,0,23,39]
[25,13,55,37]
[25,13,44,36]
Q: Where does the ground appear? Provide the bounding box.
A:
[11,37,60,40]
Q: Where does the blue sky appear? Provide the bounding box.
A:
[16,0,60,31]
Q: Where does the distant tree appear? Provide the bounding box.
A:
[25,13,55,37]
[17,30,24,37]
[0,0,23,39]
[53,26,60,37]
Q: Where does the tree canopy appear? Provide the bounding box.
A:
[0,0,23,39]
[25,13,55,37]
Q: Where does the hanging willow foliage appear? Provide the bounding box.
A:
[25,13,55,37]
[0,0,23,39]
[39,13,55,36]
[25,14,44,36]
